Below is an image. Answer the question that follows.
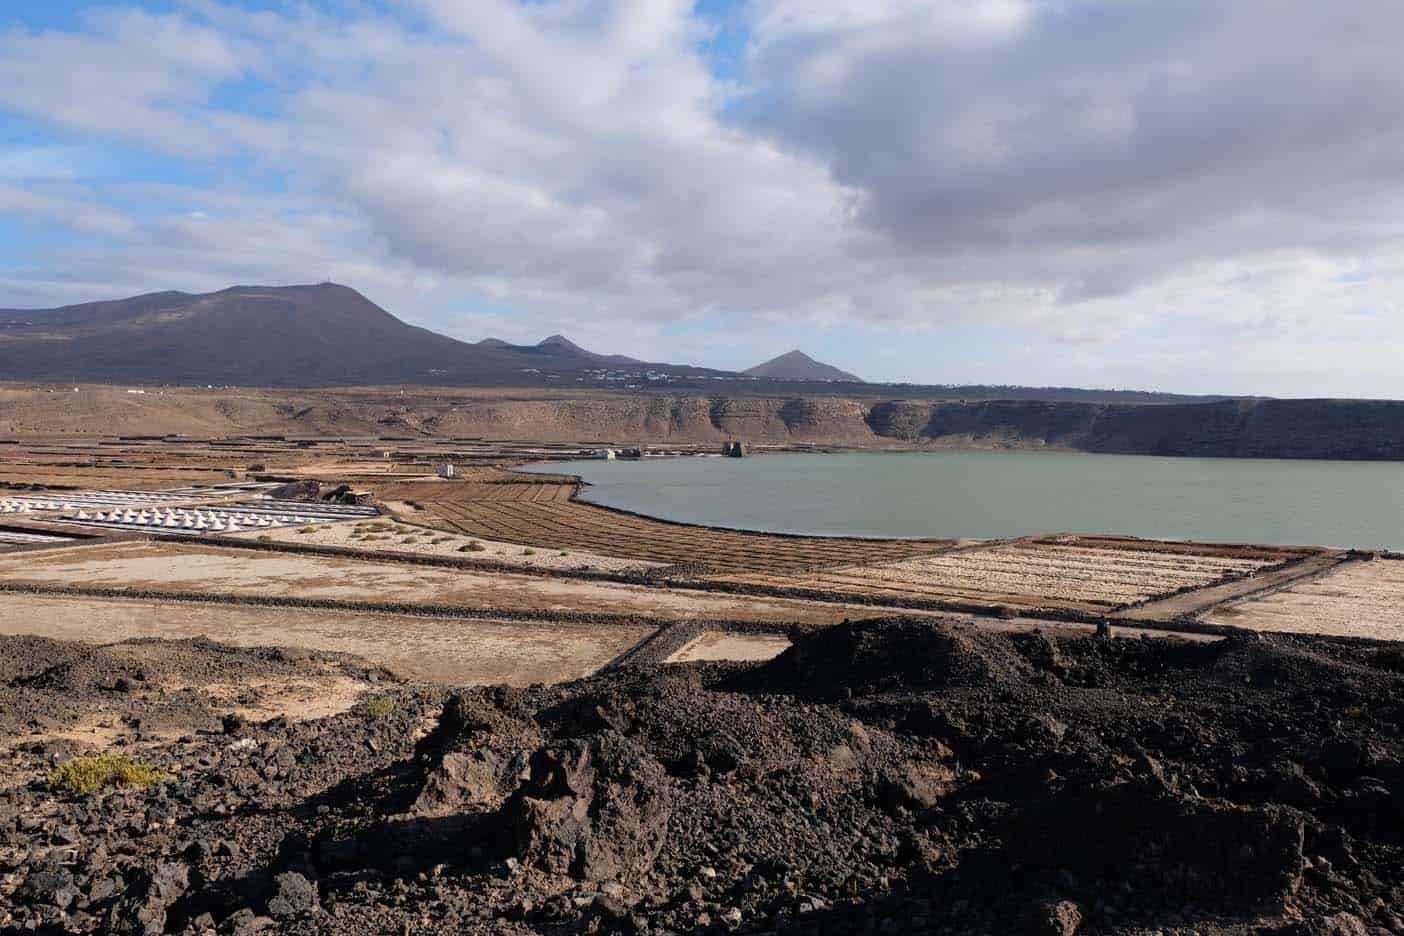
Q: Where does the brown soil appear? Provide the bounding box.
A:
[411,497,955,575]
[375,476,578,505]
[0,594,652,685]
[231,521,663,574]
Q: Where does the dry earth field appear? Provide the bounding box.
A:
[1205,557,1404,640]
[233,520,665,573]
[0,594,649,685]
[402,496,956,574]
[0,540,918,627]
[723,538,1298,613]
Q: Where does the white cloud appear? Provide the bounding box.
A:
[1,0,1404,394]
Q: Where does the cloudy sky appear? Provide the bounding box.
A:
[2,1,1402,397]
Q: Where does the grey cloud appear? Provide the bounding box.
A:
[743,0,1404,298]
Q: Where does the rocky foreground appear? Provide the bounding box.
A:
[1,621,1402,935]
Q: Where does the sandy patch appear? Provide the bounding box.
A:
[15,674,377,755]
[0,594,653,685]
[666,632,792,663]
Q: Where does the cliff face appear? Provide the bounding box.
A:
[870,398,1404,459]
[1085,399,1404,459]
[3,386,1402,460]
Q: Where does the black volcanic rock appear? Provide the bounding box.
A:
[744,349,862,382]
[3,625,1404,934]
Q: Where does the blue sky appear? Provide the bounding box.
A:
[3,1,1404,396]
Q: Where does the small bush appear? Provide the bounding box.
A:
[415,686,447,705]
[49,754,165,794]
[458,541,486,553]
[522,548,536,556]
[559,551,569,557]
[431,536,452,545]
[297,526,317,534]
[364,696,396,718]
[257,535,272,542]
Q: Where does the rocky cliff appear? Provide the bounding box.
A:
[3,386,1402,460]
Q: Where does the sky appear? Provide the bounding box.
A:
[2,1,1403,397]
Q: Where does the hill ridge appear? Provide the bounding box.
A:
[745,349,862,382]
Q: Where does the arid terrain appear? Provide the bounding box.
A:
[2,422,1402,935]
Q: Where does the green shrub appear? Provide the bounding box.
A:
[49,754,165,794]
[458,541,486,553]
[297,526,317,534]
[522,548,536,556]
[364,696,396,718]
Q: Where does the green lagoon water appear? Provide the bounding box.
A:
[524,451,1404,550]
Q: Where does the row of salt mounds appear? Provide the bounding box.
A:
[1,499,54,513]
[69,506,317,532]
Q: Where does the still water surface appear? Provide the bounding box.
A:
[524,451,1404,549]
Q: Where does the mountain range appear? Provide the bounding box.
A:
[0,283,1235,403]
[0,284,733,387]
